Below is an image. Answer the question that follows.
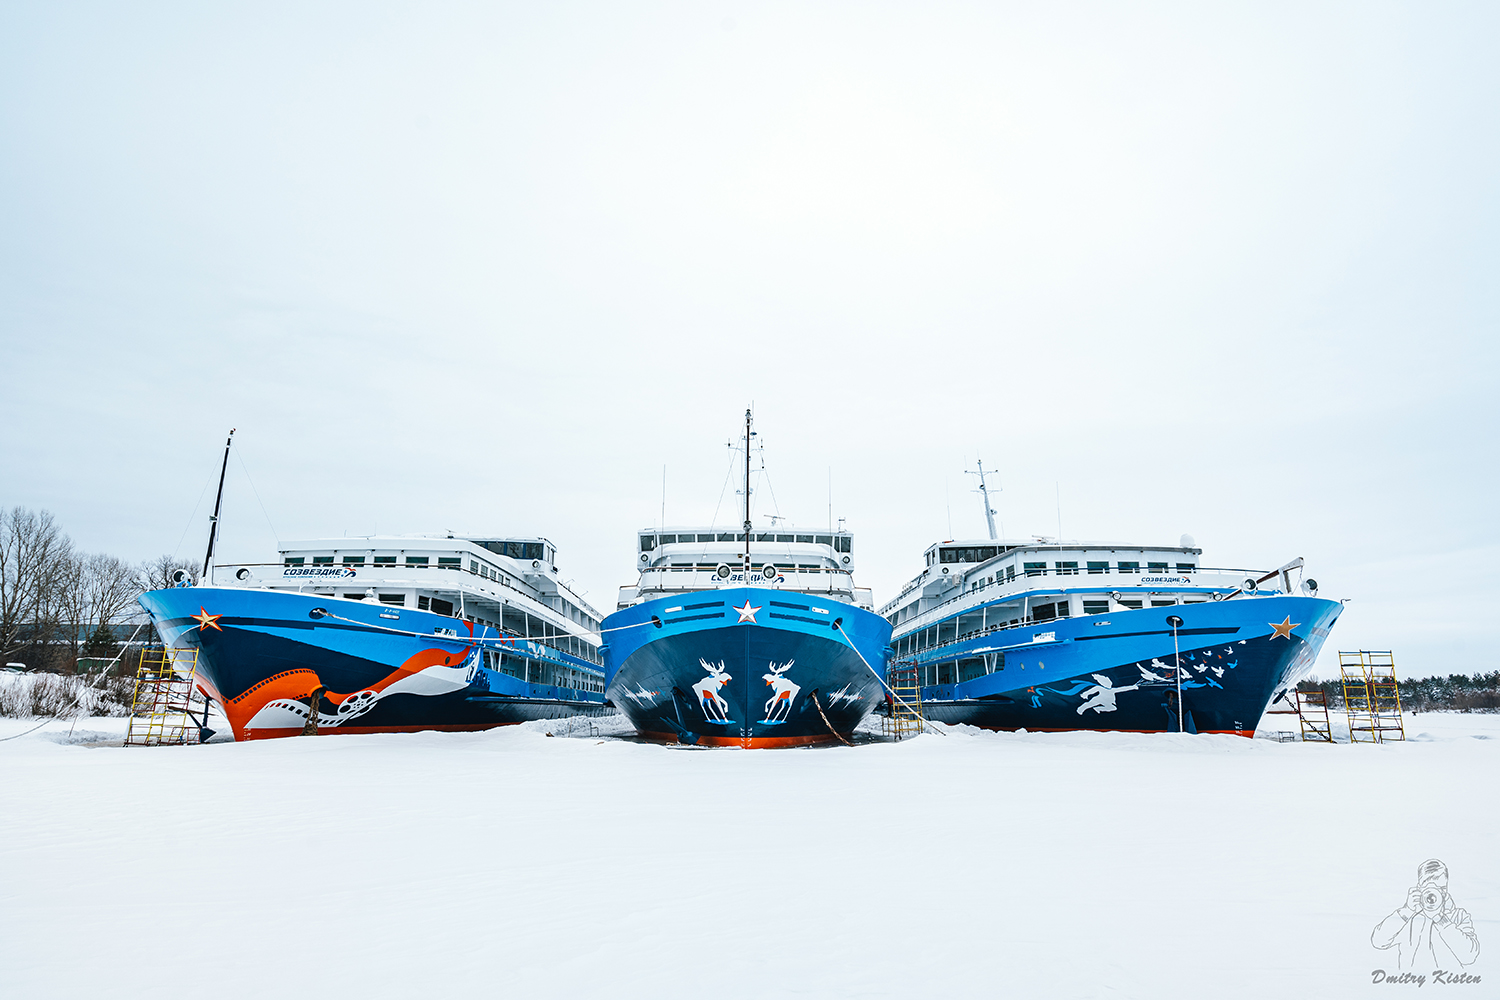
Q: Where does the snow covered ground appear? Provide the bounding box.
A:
[2,712,1494,999]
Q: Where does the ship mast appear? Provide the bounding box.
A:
[742,408,753,574]
[967,458,999,541]
[202,428,236,585]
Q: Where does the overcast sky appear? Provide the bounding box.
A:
[3,2,1496,677]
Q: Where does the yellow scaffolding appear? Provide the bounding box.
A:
[1340,650,1405,744]
[125,647,208,747]
[882,664,925,741]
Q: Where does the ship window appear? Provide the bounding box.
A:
[1148,562,1168,573]
[431,597,453,616]
[378,593,405,606]
[937,662,955,684]
[1151,600,1176,607]
[1033,602,1058,622]
[343,592,365,600]
[406,556,429,566]
[958,658,986,683]
[717,533,734,542]
[283,557,304,566]
[775,534,793,542]
[374,555,395,565]
[1083,600,1109,615]
[697,534,716,542]
[1087,561,1109,575]
[1117,562,1139,574]
[937,619,956,644]
[418,596,430,610]
[836,536,852,553]
[342,556,365,566]
[1055,561,1077,575]
[1177,563,1195,573]
[755,533,774,542]
[957,612,983,638]
[640,535,656,552]
[438,558,461,568]
[658,535,676,544]
[1006,566,1016,582]
[816,535,832,545]
[795,534,814,543]
[313,556,334,565]
[1023,562,1046,577]
[1120,599,1142,609]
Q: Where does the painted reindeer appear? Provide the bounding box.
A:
[761,660,800,724]
[692,659,734,723]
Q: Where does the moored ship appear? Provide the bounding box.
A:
[601,411,892,747]
[882,471,1342,735]
[139,531,609,740]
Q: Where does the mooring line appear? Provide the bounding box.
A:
[809,691,852,747]
[831,620,945,737]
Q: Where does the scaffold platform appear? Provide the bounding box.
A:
[125,647,209,747]
[1340,650,1405,744]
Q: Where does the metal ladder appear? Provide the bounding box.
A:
[1295,688,1334,743]
[883,664,925,741]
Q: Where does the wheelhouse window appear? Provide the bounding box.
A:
[374,555,395,565]
[816,535,832,545]
[1176,563,1196,573]
[1023,562,1046,577]
[438,557,460,568]
[283,557,305,566]
[836,536,852,553]
[1087,561,1109,575]
[697,534,716,542]
[1055,561,1078,575]
[1147,562,1168,574]
[1116,561,1139,574]
[342,556,365,566]
[406,556,428,567]
[1082,600,1109,615]
[313,556,334,565]
[717,533,734,542]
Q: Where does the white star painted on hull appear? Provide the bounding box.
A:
[733,600,762,624]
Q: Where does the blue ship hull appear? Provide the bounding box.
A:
[138,586,608,740]
[900,595,1342,736]
[602,588,893,747]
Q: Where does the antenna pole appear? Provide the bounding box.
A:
[202,428,236,585]
[742,408,753,573]
[967,459,999,541]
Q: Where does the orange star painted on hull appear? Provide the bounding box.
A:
[1268,616,1298,641]
[192,608,224,632]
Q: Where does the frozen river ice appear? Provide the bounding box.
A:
[1,711,1494,998]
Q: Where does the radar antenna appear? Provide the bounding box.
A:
[965,458,1000,541]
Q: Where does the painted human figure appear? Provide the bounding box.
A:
[1076,674,1139,715]
[1371,860,1481,970]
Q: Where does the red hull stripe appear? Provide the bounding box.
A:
[636,730,849,748]
[240,723,508,741]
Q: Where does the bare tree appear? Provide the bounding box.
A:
[0,507,73,660]
[140,554,201,593]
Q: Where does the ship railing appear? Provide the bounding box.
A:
[885,565,1273,630]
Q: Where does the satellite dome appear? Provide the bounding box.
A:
[1180,534,1196,548]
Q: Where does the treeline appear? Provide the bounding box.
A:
[1297,672,1500,713]
[0,506,197,673]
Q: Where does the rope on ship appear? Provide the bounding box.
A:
[831,619,945,738]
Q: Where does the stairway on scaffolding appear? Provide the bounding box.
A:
[1341,650,1405,744]
[125,647,213,747]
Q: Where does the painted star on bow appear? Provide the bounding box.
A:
[733,599,762,624]
[1268,615,1298,641]
[192,607,224,632]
